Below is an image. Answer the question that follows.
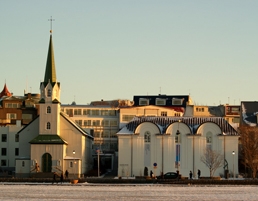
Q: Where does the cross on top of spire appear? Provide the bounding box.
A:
[48,16,55,34]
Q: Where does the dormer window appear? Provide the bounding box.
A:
[139,98,149,106]
[47,89,51,97]
[172,98,184,105]
[156,98,166,105]
[47,106,51,114]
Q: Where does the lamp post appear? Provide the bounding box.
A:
[97,148,100,177]
[73,150,75,179]
[232,151,235,179]
[176,121,181,177]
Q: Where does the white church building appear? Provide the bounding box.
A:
[15,31,93,178]
[117,116,239,178]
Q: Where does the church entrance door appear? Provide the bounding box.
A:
[42,153,52,172]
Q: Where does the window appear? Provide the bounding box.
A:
[5,103,19,108]
[92,110,99,116]
[122,115,135,122]
[6,113,17,119]
[161,111,167,116]
[101,110,109,116]
[110,120,118,126]
[22,114,32,120]
[1,160,6,166]
[1,148,6,156]
[196,107,205,112]
[47,89,51,97]
[172,98,184,105]
[46,122,51,129]
[15,134,19,142]
[102,120,109,126]
[83,109,90,115]
[70,161,73,168]
[15,148,19,156]
[144,131,151,143]
[92,120,100,126]
[75,120,82,126]
[156,98,166,105]
[109,110,116,116]
[206,132,212,143]
[103,130,110,138]
[2,134,7,142]
[47,106,51,113]
[139,98,149,106]
[22,161,25,167]
[175,113,181,117]
[84,120,91,126]
[74,109,82,115]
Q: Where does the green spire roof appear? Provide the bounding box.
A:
[44,35,56,84]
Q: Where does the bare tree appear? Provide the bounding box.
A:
[201,147,223,178]
[239,126,258,179]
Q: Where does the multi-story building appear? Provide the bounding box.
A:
[0,123,22,175]
[61,101,122,152]
[120,94,193,128]
[0,84,40,126]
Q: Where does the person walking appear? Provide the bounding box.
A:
[198,169,201,179]
[52,172,58,184]
[65,170,69,179]
[189,171,193,180]
[150,170,154,178]
[60,172,64,184]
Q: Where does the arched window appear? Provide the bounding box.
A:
[144,131,151,143]
[47,106,51,114]
[22,161,25,167]
[47,89,51,97]
[206,132,212,143]
[46,122,51,130]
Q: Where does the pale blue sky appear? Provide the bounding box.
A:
[1,1,258,105]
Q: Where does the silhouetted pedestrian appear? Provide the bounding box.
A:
[189,171,193,180]
[150,170,154,178]
[52,172,58,184]
[198,169,201,179]
[65,170,69,179]
[60,172,64,184]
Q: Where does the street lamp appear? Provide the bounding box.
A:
[232,151,235,179]
[73,150,75,179]
[176,121,181,177]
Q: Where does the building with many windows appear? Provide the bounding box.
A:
[0,123,22,175]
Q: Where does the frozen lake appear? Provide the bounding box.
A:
[0,183,257,200]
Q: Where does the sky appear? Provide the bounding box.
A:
[1,1,258,106]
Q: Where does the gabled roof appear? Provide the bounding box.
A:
[0,83,12,98]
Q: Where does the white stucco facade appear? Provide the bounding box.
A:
[118,117,239,178]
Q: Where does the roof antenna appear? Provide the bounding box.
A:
[48,16,55,34]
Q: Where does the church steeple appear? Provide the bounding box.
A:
[40,29,60,103]
[44,34,56,85]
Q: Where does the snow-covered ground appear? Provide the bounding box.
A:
[0,183,257,200]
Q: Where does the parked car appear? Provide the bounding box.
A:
[157,172,178,179]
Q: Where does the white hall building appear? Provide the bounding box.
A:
[117,116,239,178]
